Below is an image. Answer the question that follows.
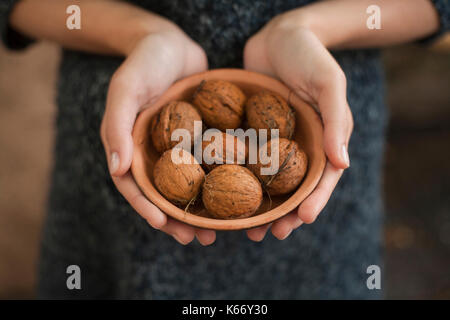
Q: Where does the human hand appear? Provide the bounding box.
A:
[243,13,353,241]
[100,29,216,246]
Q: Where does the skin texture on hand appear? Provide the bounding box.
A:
[100,30,217,246]
[243,20,353,242]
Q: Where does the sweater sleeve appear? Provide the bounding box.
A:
[421,0,450,43]
[431,0,450,33]
[0,0,35,50]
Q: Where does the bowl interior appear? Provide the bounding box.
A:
[131,69,326,230]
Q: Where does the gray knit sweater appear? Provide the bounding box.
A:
[1,0,449,299]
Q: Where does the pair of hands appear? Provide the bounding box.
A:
[100,15,353,245]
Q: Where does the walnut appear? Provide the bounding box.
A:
[201,132,248,171]
[202,165,262,219]
[153,148,205,206]
[151,101,202,153]
[192,80,246,131]
[245,90,295,139]
[247,138,307,195]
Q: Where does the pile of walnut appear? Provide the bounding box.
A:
[152,80,308,220]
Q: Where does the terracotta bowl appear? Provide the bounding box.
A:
[131,69,326,230]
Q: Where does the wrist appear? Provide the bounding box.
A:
[108,14,181,56]
[269,8,335,48]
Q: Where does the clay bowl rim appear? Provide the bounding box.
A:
[131,68,326,231]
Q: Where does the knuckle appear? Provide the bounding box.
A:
[268,13,285,30]
[109,71,136,97]
[348,109,354,122]
[129,193,143,209]
[320,66,346,91]
[346,108,354,130]
[109,70,128,89]
[348,117,354,133]
[103,124,115,145]
[334,67,347,85]
[100,120,107,141]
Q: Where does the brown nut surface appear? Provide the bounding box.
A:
[151,101,202,153]
[202,165,263,219]
[201,132,248,171]
[248,138,308,196]
[153,148,205,206]
[245,90,295,139]
[192,80,246,131]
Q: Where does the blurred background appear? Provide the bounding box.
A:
[0,36,449,299]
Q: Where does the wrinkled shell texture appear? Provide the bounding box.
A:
[248,138,308,196]
[192,80,246,131]
[202,132,248,171]
[245,90,295,139]
[151,101,202,153]
[202,165,263,219]
[153,149,205,206]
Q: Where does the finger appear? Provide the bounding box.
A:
[271,210,303,240]
[298,162,343,224]
[195,229,216,246]
[246,223,272,242]
[113,172,196,245]
[102,78,140,177]
[111,172,167,229]
[318,76,352,170]
[160,218,196,245]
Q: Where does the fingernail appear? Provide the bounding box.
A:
[341,144,350,168]
[110,152,119,174]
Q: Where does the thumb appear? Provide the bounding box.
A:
[318,81,352,169]
[102,86,139,177]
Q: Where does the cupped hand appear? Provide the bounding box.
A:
[243,15,353,241]
[100,29,216,246]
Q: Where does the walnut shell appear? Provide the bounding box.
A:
[245,90,295,139]
[202,165,262,219]
[201,132,248,171]
[153,148,205,206]
[151,101,202,153]
[192,80,246,131]
[247,138,308,196]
